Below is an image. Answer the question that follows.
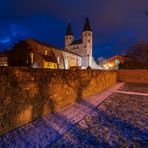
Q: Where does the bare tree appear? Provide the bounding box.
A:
[119,41,148,69]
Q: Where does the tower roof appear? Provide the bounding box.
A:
[65,21,73,36]
[83,17,92,32]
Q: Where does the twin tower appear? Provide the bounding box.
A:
[64,17,93,68]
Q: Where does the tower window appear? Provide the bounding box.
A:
[84,45,86,48]
[69,37,71,39]
[88,40,90,42]
[76,46,78,49]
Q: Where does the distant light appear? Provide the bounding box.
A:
[104,64,109,69]
[32,63,39,68]
[108,64,112,67]
[82,66,86,69]
[104,64,107,68]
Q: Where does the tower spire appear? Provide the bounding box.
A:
[83,17,92,32]
[65,21,73,36]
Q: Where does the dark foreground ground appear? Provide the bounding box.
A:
[0,83,148,147]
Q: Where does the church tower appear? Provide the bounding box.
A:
[64,22,74,49]
[82,17,93,67]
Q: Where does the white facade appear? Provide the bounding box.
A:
[64,18,98,69]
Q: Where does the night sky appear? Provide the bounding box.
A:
[0,0,148,59]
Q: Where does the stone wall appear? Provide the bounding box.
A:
[118,70,148,84]
[0,67,117,136]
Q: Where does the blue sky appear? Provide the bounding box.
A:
[0,0,148,59]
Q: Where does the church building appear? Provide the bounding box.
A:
[0,18,98,69]
[65,17,98,69]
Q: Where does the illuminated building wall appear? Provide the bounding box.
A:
[44,61,58,69]
[64,18,98,69]
[103,55,126,70]
[27,38,82,69]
